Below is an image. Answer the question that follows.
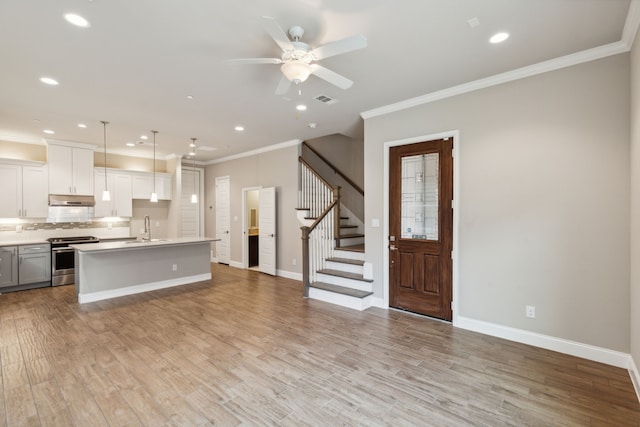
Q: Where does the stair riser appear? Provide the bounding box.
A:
[314,273,372,292]
[332,250,365,261]
[339,237,364,247]
[325,261,363,275]
[308,288,373,311]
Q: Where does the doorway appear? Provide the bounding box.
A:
[242,186,277,275]
[389,138,453,320]
[215,176,230,265]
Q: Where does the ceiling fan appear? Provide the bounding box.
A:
[230,16,367,95]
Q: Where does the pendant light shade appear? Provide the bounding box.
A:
[150,130,158,203]
[190,137,198,204]
[100,121,111,201]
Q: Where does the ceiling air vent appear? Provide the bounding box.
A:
[314,94,339,105]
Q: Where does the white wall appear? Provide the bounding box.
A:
[204,144,301,276]
[364,54,631,352]
[630,27,640,376]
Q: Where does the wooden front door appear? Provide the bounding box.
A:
[389,138,453,320]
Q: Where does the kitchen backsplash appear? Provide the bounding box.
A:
[0,220,131,242]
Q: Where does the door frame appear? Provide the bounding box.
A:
[241,186,262,269]
[382,130,460,324]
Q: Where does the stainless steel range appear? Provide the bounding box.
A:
[47,236,99,286]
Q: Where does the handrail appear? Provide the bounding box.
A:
[302,141,364,196]
[299,156,334,193]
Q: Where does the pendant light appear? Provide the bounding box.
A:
[100,121,111,201]
[190,138,198,204]
[150,130,158,203]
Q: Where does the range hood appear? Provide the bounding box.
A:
[47,194,95,223]
[48,194,95,207]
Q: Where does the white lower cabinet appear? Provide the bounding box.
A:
[94,169,133,217]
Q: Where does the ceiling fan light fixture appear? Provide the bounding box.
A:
[281,61,311,84]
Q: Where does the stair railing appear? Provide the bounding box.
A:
[299,158,341,297]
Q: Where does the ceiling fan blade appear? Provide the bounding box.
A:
[310,64,354,90]
[311,34,367,60]
[275,75,291,95]
[225,58,282,65]
[262,16,294,52]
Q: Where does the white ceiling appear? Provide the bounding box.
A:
[0,0,634,163]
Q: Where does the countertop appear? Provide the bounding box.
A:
[71,237,219,253]
[0,239,49,247]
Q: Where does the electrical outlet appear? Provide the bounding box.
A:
[526,305,536,318]
[15,225,22,233]
[172,264,177,271]
[292,258,297,266]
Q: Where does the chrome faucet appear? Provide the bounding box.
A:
[143,215,151,241]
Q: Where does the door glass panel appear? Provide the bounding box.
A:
[400,153,439,240]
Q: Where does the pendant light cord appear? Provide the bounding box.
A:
[101,121,108,191]
[191,137,197,196]
[151,130,158,193]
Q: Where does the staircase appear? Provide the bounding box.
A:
[297,156,373,311]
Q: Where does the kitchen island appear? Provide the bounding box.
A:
[72,237,217,303]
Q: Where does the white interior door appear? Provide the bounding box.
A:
[259,186,276,275]
[215,176,230,264]
[181,168,200,237]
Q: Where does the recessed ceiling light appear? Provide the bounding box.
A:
[186,95,194,100]
[490,32,509,44]
[234,126,244,132]
[43,129,55,134]
[140,135,148,140]
[39,77,59,86]
[77,123,87,128]
[296,104,307,111]
[308,123,317,129]
[126,142,136,147]
[64,13,90,28]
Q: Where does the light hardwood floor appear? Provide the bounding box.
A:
[1,264,639,426]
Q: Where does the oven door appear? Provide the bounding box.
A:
[51,247,75,276]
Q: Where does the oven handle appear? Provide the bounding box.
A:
[52,247,75,253]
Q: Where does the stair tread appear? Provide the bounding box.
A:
[317,269,373,282]
[336,244,365,253]
[326,257,365,266]
[310,282,373,298]
[340,233,365,238]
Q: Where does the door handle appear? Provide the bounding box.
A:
[389,244,397,251]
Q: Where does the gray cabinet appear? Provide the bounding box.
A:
[18,244,51,285]
[0,246,18,288]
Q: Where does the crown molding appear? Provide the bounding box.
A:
[206,139,301,165]
[622,0,640,48]
[361,41,628,120]
[362,0,640,121]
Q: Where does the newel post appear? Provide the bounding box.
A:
[301,226,310,298]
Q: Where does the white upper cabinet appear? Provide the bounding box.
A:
[94,169,133,217]
[0,162,48,218]
[21,165,49,218]
[47,142,94,195]
[131,171,172,200]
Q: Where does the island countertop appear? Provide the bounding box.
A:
[71,237,219,253]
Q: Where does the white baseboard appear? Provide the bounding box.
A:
[371,297,386,308]
[229,261,244,269]
[455,315,632,369]
[78,273,211,304]
[630,356,640,403]
[277,269,302,281]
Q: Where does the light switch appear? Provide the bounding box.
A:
[371,219,380,228]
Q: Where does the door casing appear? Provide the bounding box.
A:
[382,130,460,324]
